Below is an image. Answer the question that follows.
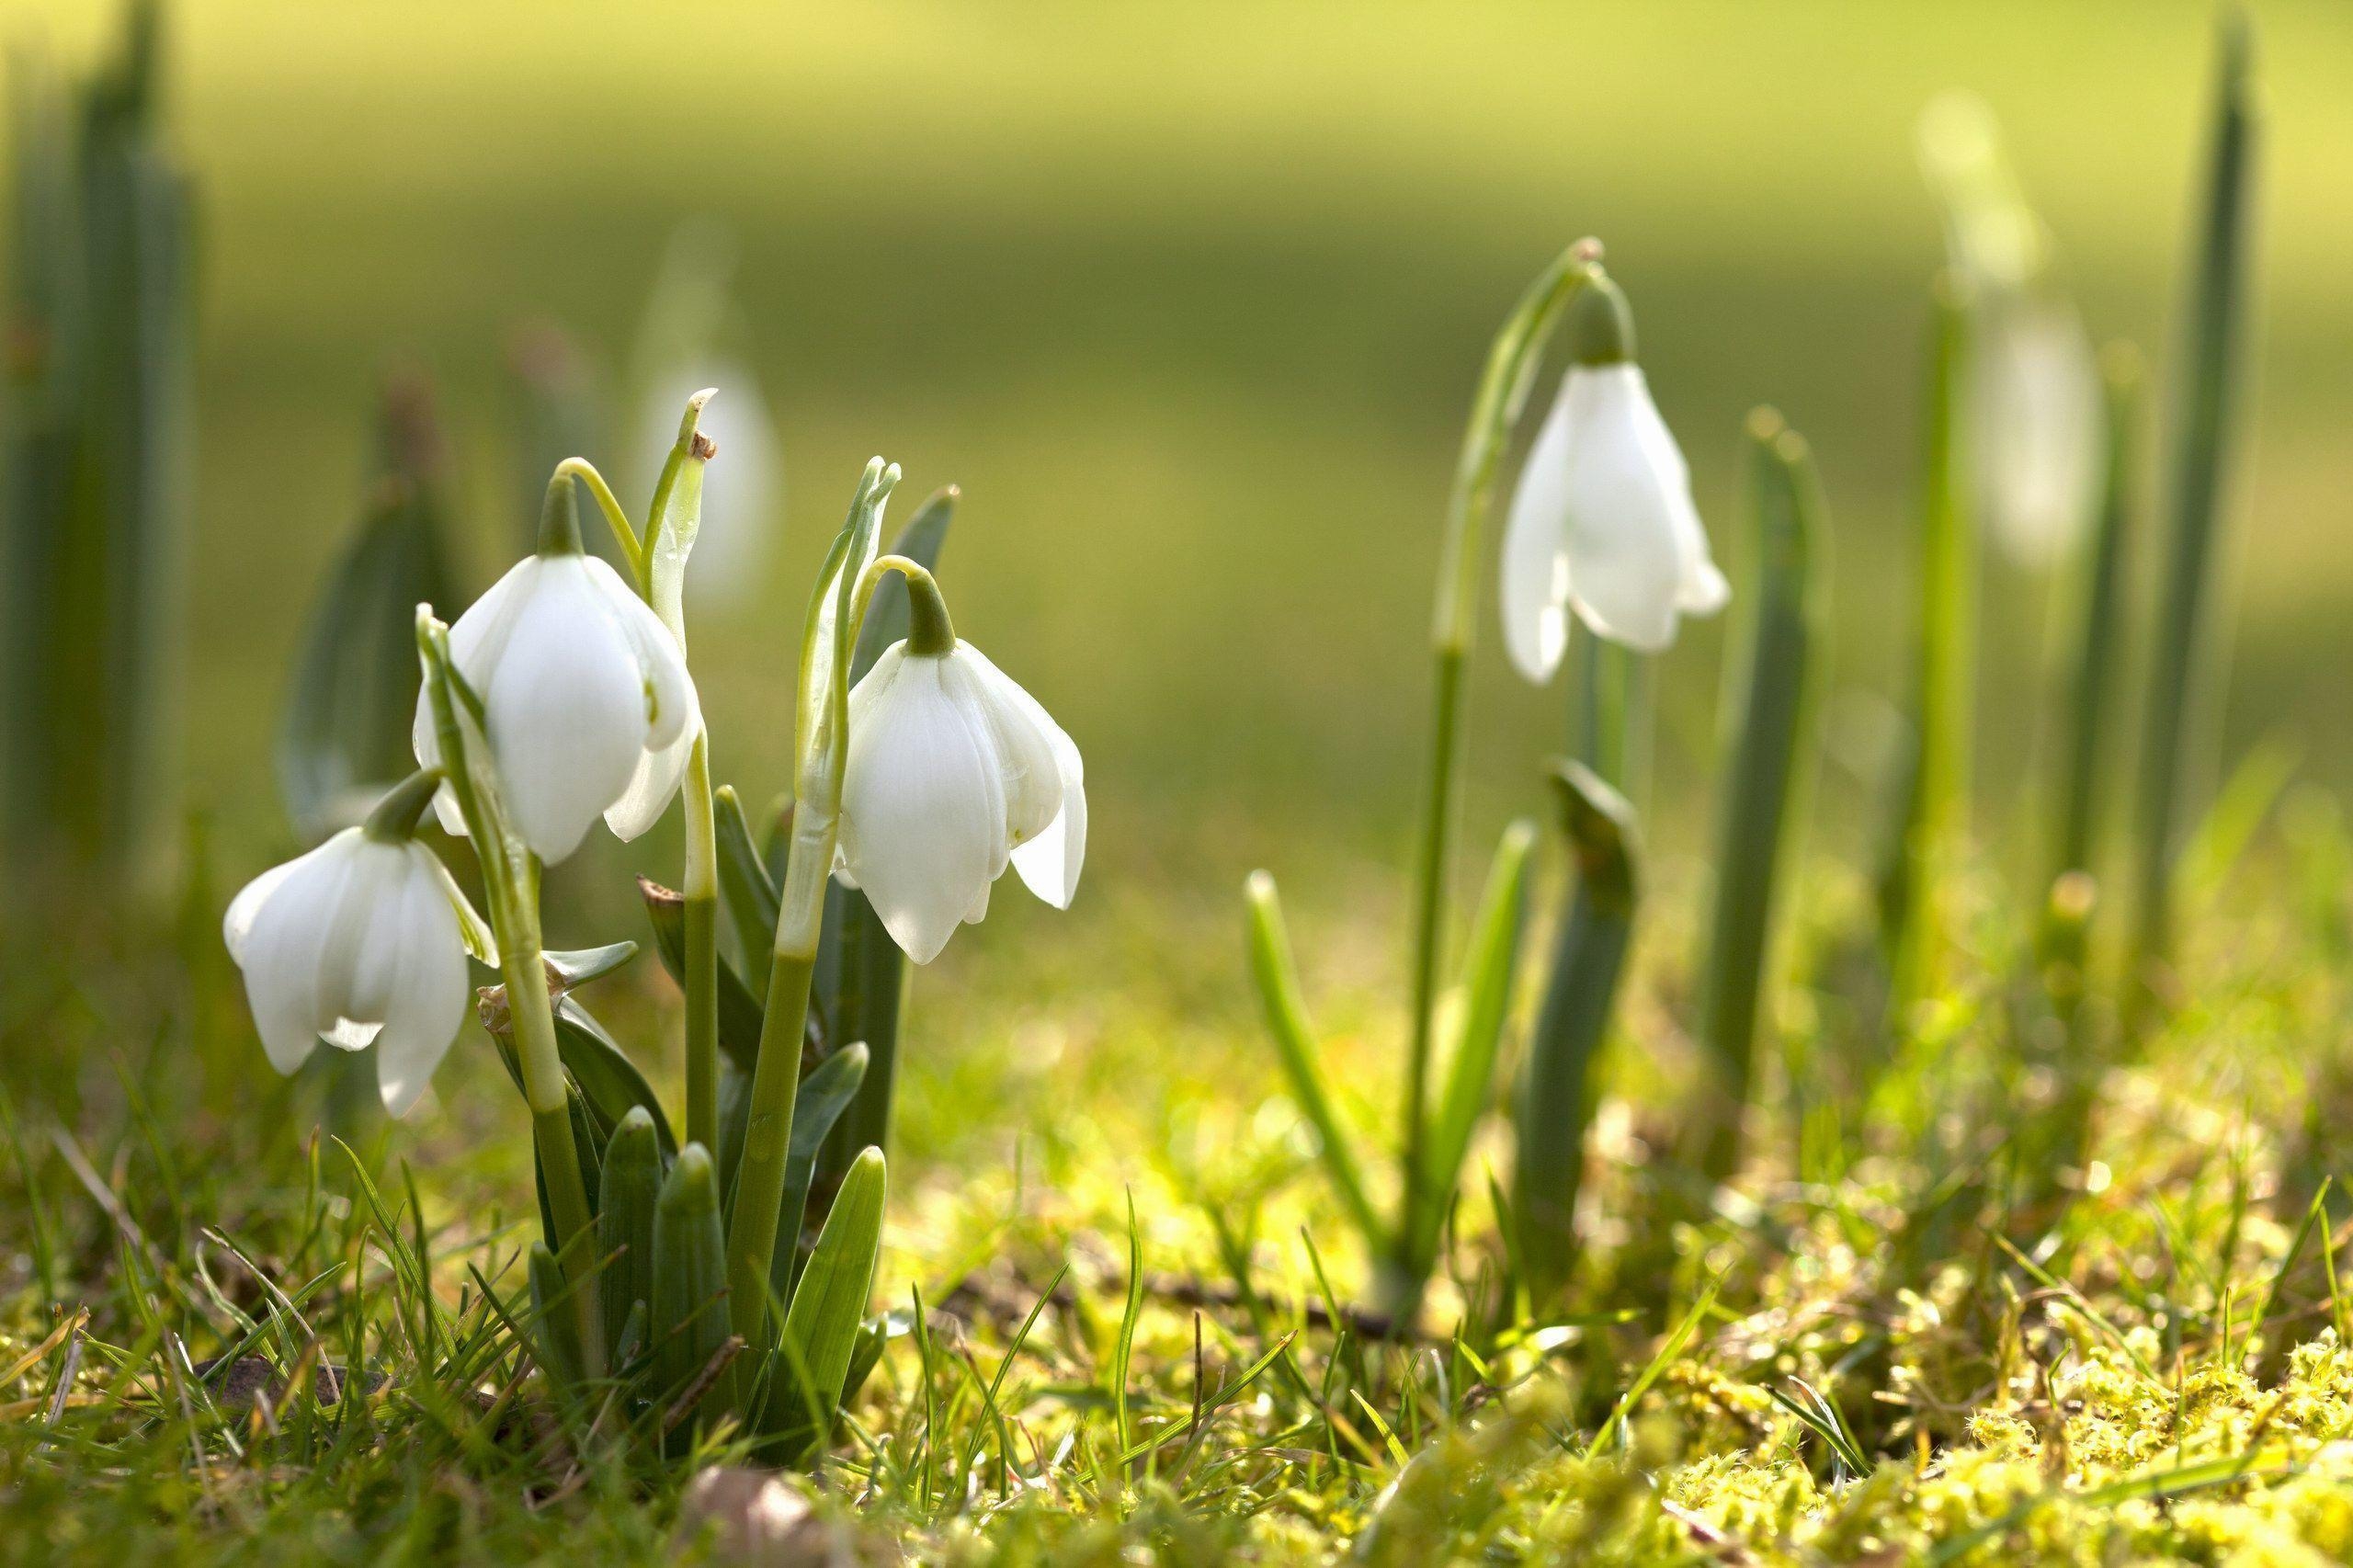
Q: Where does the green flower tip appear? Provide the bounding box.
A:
[363,767,445,844]
[1564,271,1636,368]
[536,469,585,556]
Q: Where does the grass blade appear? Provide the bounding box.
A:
[1243,870,1382,1254]
[1405,820,1537,1287]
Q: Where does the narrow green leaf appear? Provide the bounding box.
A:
[1243,871,1383,1252]
[764,1146,887,1459]
[1514,763,1639,1312]
[774,1043,869,1301]
[713,784,781,971]
[1877,281,1973,1025]
[2129,17,2257,1017]
[1407,820,1537,1279]
[544,942,639,989]
[651,1144,731,1436]
[597,1108,664,1357]
[528,1242,586,1392]
[2050,347,2141,886]
[1691,413,1825,1183]
[551,998,676,1156]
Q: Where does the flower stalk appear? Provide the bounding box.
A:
[1404,241,1600,1269]
[415,608,605,1379]
[636,393,720,1151]
[725,460,898,1376]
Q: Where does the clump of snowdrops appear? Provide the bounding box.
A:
[221,397,1084,1460]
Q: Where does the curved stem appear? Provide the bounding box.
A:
[852,554,956,656]
[360,767,443,845]
[551,457,645,587]
[1403,246,1596,1262]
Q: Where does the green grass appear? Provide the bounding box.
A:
[6,823,2353,1563]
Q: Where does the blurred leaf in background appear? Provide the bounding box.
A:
[2,0,192,885]
[273,374,459,842]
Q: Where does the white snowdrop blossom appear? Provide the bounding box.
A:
[1501,362,1729,674]
[222,828,493,1117]
[1975,297,2103,566]
[412,551,699,863]
[836,641,1085,964]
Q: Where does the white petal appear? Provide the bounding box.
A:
[979,666,1087,910]
[1616,371,1730,618]
[606,716,698,842]
[1500,381,1576,683]
[417,846,498,965]
[583,555,699,752]
[372,858,470,1118]
[234,834,367,1074]
[945,645,1064,853]
[838,650,1005,963]
[481,556,658,862]
[596,555,703,842]
[224,853,306,964]
[415,559,537,839]
[1558,365,1692,653]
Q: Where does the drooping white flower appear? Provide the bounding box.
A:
[1975,296,2103,567]
[1501,363,1728,672]
[1500,274,1726,676]
[836,640,1085,963]
[412,550,699,863]
[222,826,494,1117]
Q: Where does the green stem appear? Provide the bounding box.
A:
[726,947,817,1354]
[496,869,606,1381]
[551,457,644,584]
[417,614,604,1378]
[683,733,720,1152]
[1406,246,1597,1237]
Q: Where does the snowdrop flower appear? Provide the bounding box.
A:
[1500,273,1727,675]
[835,567,1085,963]
[412,483,699,863]
[1974,295,2103,567]
[222,772,494,1117]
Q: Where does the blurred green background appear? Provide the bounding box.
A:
[11,0,2351,950]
